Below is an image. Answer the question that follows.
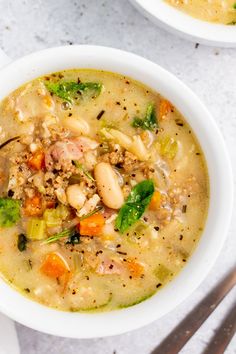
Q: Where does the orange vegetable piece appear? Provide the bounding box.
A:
[79,213,105,236]
[127,260,144,278]
[23,194,43,216]
[159,99,173,120]
[41,252,70,278]
[28,150,45,170]
[149,191,162,211]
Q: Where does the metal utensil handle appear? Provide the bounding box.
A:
[151,266,236,354]
[202,300,236,354]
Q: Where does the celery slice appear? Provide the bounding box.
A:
[43,209,60,228]
[27,219,46,240]
[154,264,171,283]
[118,291,156,309]
[43,204,70,228]
[70,293,112,312]
[158,136,178,159]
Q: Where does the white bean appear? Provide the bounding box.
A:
[94,162,124,209]
[66,184,86,210]
[62,117,90,135]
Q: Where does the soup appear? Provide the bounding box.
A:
[0,69,209,311]
[165,0,236,24]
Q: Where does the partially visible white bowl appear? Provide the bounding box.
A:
[130,0,236,47]
[0,45,233,338]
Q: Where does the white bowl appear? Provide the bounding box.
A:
[0,45,233,338]
[129,0,236,47]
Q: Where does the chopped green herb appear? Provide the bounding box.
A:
[79,206,103,221]
[43,228,75,244]
[73,161,95,181]
[45,81,103,103]
[116,180,154,233]
[132,103,158,131]
[17,234,27,252]
[0,198,21,227]
[233,3,236,9]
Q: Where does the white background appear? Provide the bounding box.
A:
[0,1,235,353]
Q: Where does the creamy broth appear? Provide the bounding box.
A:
[0,70,209,311]
[165,0,236,24]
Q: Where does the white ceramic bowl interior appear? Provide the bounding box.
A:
[0,45,233,338]
[130,0,236,47]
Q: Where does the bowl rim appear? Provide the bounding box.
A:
[129,0,236,47]
[0,45,233,338]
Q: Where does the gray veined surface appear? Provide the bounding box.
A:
[0,313,20,354]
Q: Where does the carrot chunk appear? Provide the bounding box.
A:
[127,260,144,278]
[23,194,43,216]
[159,99,173,120]
[28,150,45,170]
[149,191,162,211]
[79,213,105,236]
[41,252,70,278]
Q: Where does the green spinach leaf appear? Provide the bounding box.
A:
[66,233,81,245]
[0,198,21,227]
[17,234,28,252]
[46,81,103,103]
[115,180,154,233]
[132,103,158,131]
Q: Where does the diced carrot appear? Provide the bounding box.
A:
[159,99,173,120]
[28,150,45,170]
[41,252,70,278]
[79,213,105,236]
[149,191,162,211]
[23,194,43,216]
[127,260,144,278]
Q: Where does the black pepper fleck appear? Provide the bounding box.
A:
[96,110,105,120]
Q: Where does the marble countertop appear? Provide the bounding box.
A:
[0,1,236,353]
